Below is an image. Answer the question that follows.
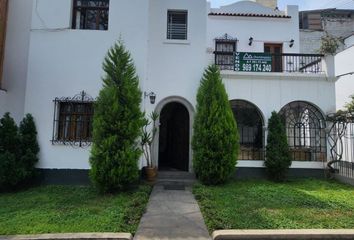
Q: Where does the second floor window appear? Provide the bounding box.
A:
[215,39,237,70]
[167,10,188,40]
[72,0,110,30]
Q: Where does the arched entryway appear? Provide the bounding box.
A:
[279,101,327,162]
[230,100,265,160]
[158,102,190,171]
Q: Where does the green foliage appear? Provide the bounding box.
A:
[0,113,21,190]
[0,184,152,235]
[193,179,354,232]
[141,111,159,168]
[192,65,239,185]
[90,42,144,193]
[319,34,340,55]
[19,114,40,181]
[265,112,291,182]
[0,113,40,191]
[345,95,354,113]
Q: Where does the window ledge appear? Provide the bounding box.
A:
[51,139,92,148]
[163,39,190,45]
[71,28,109,32]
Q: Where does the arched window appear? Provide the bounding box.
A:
[279,101,327,162]
[230,100,264,160]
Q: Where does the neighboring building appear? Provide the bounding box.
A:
[336,35,354,110]
[0,0,337,183]
[300,8,354,54]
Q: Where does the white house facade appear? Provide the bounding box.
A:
[0,0,338,183]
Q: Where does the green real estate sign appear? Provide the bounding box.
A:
[235,52,273,72]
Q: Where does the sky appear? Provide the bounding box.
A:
[210,0,354,10]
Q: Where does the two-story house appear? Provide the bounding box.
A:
[0,0,337,183]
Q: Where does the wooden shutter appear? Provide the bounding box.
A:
[308,13,322,30]
[0,0,8,86]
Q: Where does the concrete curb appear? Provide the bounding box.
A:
[212,229,354,240]
[0,233,132,240]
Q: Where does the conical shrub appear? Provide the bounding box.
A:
[90,42,144,193]
[192,65,239,185]
[265,111,292,182]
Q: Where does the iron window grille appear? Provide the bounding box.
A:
[214,34,238,70]
[230,100,265,160]
[72,0,110,30]
[167,10,188,40]
[279,101,327,162]
[52,91,94,148]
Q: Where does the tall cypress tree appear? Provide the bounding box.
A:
[192,65,239,185]
[90,42,144,193]
[265,111,291,182]
[19,114,40,181]
[0,113,21,190]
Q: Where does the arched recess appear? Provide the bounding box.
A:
[230,100,265,160]
[279,101,327,162]
[153,96,195,172]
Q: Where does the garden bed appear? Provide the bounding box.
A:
[0,185,151,235]
[193,179,354,232]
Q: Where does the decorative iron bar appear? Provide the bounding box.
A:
[214,52,324,73]
[214,34,238,71]
[327,112,354,179]
[52,91,95,148]
[231,100,265,160]
[167,11,188,40]
[72,0,110,30]
[279,101,327,162]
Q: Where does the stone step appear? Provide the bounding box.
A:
[157,171,196,180]
[155,179,197,187]
[153,171,198,187]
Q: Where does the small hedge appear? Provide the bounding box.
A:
[265,111,291,182]
[0,113,39,191]
[192,65,239,185]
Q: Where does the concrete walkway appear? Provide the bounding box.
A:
[134,185,210,240]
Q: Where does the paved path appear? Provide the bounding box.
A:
[134,185,210,240]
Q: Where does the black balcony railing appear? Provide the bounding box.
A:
[215,52,325,74]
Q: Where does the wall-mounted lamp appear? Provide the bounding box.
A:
[144,92,157,104]
[249,37,254,46]
[289,39,295,48]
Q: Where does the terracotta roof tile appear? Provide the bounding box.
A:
[208,12,291,19]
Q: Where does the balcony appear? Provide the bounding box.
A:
[214,51,325,74]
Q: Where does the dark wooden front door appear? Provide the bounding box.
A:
[158,102,190,172]
[264,43,283,72]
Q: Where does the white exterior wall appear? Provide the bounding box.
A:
[145,0,207,111]
[222,71,336,169]
[24,0,150,169]
[335,45,354,110]
[1,0,338,171]
[207,4,300,58]
[145,0,207,171]
[345,35,354,48]
[0,0,33,122]
[207,2,335,169]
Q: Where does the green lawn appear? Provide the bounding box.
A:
[193,179,354,232]
[0,185,151,235]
